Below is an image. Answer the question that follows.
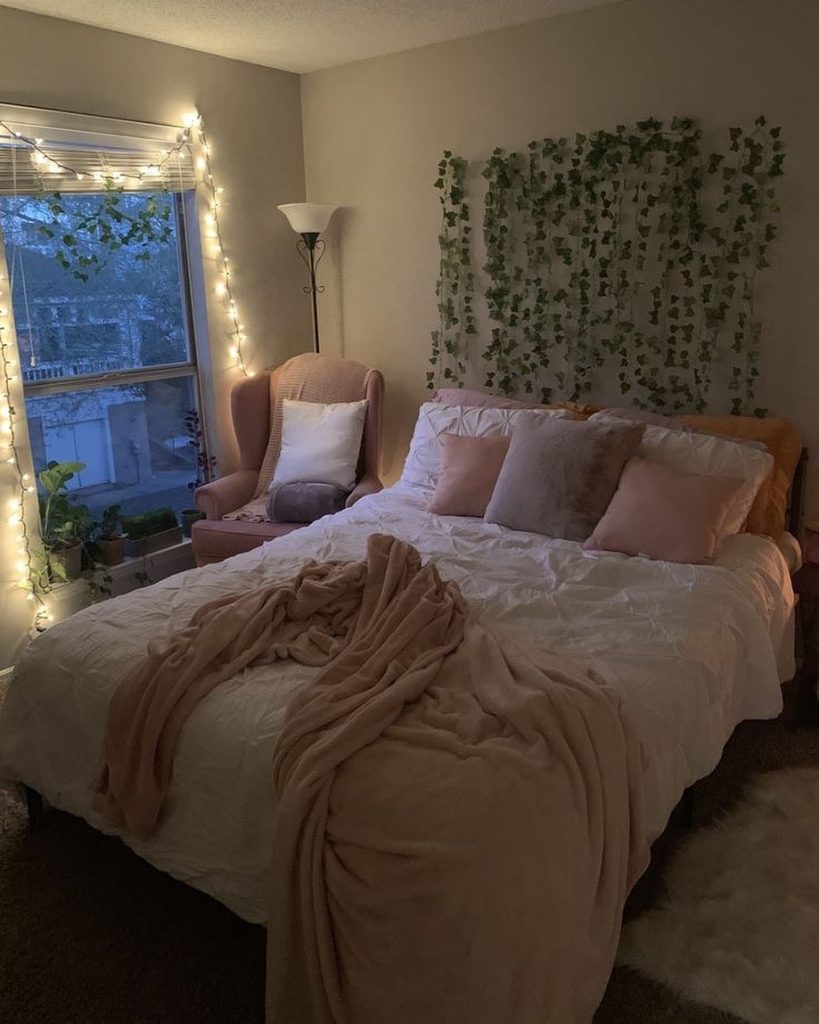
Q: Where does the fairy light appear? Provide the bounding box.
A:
[0,118,194,187]
[185,110,250,376]
[0,297,48,627]
[0,109,251,630]
[0,108,251,380]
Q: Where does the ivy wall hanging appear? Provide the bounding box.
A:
[428,116,785,414]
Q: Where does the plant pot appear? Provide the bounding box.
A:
[98,536,125,566]
[125,526,183,559]
[181,509,205,538]
[49,541,82,582]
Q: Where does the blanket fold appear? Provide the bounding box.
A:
[96,532,647,1023]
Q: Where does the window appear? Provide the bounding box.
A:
[0,188,205,521]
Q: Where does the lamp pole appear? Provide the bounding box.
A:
[296,231,325,354]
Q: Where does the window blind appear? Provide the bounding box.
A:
[0,105,196,195]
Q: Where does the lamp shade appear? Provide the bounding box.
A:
[277,203,338,235]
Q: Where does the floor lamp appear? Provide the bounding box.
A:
[277,203,338,354]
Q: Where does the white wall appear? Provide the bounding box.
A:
[302,0,819,497]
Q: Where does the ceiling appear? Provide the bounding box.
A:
[0,0,624,73]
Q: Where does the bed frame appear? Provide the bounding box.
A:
[20,449,811,833]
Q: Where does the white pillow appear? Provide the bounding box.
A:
[272,399,367,492]
[400,402,572,492]
[639,424,773,537]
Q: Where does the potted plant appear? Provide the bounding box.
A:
[122,507,183,558]
[37,460,92,584]
[95,504,125,566]
[180,408,215,537]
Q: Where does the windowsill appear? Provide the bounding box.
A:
[42,538,196,624]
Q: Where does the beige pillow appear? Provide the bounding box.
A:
[428,434,511,517]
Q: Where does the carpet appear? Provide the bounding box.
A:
[618,766,819,1024]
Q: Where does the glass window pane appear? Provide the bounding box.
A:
[26,376,199,521]
[0,191,191,381]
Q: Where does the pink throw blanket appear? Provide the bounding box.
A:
[97,534,648,1022]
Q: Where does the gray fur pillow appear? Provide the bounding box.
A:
[484,418,646,541]
[267,481,350,524]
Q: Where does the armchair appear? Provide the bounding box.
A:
[192,354,383,566]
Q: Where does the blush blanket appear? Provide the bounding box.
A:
[97,534,648,1023]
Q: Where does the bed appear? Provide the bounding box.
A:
[0,400,805,1021]
[0,479,797,924]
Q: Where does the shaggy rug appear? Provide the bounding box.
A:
[619,766,819,1024]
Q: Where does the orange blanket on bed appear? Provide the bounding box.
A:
[98,534,648,1022]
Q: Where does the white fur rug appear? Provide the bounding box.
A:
[619,767,819,1024]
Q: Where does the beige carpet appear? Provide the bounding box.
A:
[0,682,816,1024]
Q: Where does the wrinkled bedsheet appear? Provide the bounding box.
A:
[0,484,794,924]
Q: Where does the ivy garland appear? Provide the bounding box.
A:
[430,116,785,414]
[428,152,476,389]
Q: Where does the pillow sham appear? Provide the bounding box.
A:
[638,424,773,538]
[484,418,645,542]
[682,414,801,537]
[400,402,571,492]
[427,434,511,517]
[433,388,549,410]
[583,457,744,564]
[272,398,367,491]
[590,407,692,432]
[433,387,597,419]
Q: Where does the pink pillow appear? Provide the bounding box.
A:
[428,433,511,517]
[583,457,744,564]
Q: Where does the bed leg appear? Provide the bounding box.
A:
[23,785,44,830]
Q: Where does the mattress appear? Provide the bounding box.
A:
[0,484,795,924]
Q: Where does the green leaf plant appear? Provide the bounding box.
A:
[38,185,173,283]
[429,117,785,414]
[428,152,475,390]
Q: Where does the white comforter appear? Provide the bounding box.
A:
[0,484,795,924]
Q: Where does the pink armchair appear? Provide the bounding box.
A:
[191,354,383,566]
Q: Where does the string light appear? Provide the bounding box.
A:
[0,108,251,630]
[0,301,48,627]
[0,117,193,187]
[185,110,251,376]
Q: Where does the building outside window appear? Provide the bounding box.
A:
[0,188,204,521]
